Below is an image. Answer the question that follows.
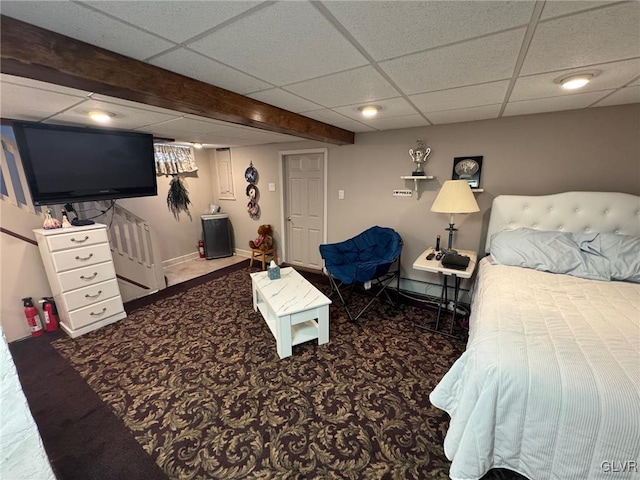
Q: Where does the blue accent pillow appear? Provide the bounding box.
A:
[490,228,611,281]
[573,233,640,283]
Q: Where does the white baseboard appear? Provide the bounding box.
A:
[162,251,199,268]
[234,248,252,258]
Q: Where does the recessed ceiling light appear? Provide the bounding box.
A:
[554,71,601,91]
[193,142,203,149]
[88,110,115,123]
[358,105,381,118]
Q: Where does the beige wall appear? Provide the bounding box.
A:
[210,104,640,291]
[0,202,53,341]
[118,148,216,264]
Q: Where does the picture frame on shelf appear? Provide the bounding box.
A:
[452,156,483,188]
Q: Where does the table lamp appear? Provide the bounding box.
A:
[431,180,479,254]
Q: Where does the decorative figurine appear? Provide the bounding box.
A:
[61,212,72,228]
[409,140,431,175]
[43,209,61,229]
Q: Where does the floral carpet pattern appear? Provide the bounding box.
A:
[52,268,522,480]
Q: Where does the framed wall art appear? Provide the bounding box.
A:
[452,156,483,188]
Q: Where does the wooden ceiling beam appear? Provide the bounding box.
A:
[0,15,354,145]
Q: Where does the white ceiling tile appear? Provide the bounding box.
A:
[149,48,271,94]
[521,2,640,75]
[427,104,501,125]
[136,125,245,146]
[410,81,509,113]
[303,109,375,132]
[592,86,640,107]
[247,89,323,113]
[1,1,175,60]
[332,97,417,122]
[150,117,232,134]
[511,58,640,101]
[284,66,399,108]
[90,95,189,117]
[48,99,181,129]
[381,28,525,94]
[182,114,234,127]
[361,114,429,131]
[188,2,367,85]
[325,1,534,61]
[0,82,87,120]
[540,1,613,20]
[84,1,261,43]
[504,91,613,116]
[1,74,91,98]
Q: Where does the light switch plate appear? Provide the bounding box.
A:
[268,183,276,192]
[338,190,345,200]
[393,189,412,197]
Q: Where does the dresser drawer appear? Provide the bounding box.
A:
[63,279,121,312]
[58,262,116,291]
[46,228,109,252]
[67,296,125,330]
[51,244,113,272]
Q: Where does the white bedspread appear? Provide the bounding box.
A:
[0,327,56,480]
[431,258,640,480]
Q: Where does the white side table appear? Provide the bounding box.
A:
[412,248,478,338]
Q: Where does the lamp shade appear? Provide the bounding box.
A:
[431,180,480,214]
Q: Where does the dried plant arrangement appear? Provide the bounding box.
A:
[167,175,192,219]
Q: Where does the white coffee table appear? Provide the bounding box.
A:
[250,267,331,359]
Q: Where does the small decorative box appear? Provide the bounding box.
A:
[268,261,280,280]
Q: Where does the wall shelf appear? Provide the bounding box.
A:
[401,175,434,191]
[400,175,434,200]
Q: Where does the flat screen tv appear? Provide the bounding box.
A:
[12,121,157,206]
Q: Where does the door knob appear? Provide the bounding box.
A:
[286,216,292,221]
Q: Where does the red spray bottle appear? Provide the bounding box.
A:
[22,297,43,337]
[39,297,59,332]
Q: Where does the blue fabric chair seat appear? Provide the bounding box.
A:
[319,226,403,322]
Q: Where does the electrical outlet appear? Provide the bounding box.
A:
[393,189,413,197]
[338,190,345,200]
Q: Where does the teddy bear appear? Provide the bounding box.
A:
[249,224,274,251]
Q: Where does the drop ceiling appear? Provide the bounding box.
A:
[1,0,638,147]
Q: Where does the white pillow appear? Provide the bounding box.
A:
[490,228,610,281]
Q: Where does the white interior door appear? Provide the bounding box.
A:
[283,152,325,270]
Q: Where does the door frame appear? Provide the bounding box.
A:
[278,148,328,266]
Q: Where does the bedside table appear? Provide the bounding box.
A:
[412,247,477,338]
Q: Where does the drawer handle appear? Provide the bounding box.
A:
[85,290,103,299]
[71,236,90,243]
[75,253,94,261]
[80,272,98,280]
[90,307,107,316]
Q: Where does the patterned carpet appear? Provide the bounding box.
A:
[51,267,524,480]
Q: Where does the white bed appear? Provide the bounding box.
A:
[430,191,640,480]
[0,325,56,480]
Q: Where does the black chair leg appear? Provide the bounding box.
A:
[327,275,356,322]
[327,271,401,323]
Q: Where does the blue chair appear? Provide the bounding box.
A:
[319,226,403,322]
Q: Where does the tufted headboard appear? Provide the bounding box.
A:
[485,191,640,253]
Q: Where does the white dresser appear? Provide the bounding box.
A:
[34,223,126,338]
